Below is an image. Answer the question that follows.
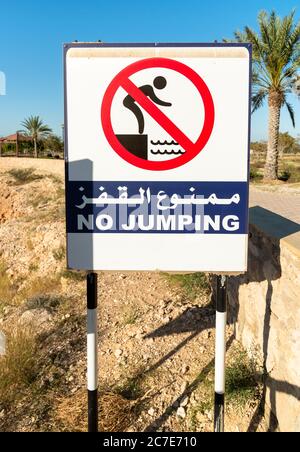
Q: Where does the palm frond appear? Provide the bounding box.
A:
[231,10,300,111]
[21,115,52,139]
[285,101,296,127]
[252,90,267,113]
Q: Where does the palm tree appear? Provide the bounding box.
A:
[21,116,52,158]
[234,11,300,180]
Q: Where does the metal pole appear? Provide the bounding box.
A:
[87,272,98,432]
[214,275,227,432]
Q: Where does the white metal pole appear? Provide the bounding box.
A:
[214,275,227,432]
[87,272,98,432]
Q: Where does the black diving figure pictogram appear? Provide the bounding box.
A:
[123,76,172,134]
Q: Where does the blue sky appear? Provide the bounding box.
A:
[0,0,299,141]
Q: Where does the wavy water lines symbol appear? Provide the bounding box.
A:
[151,149,185,155]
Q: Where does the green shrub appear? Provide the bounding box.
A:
[60,270,86,282]
[25,294,62,312]
[226,351,260,407]
[278,169,291,182]
[165,272,210,300]
[53,246,66,262]
[250,167,263,181]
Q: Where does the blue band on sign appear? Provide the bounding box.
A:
[66,181,248,234]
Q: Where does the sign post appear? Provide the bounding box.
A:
[214,275,227,432]
[87,272,98,432]
[64,42,251,432]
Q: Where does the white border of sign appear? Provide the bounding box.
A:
[64,42,252,274]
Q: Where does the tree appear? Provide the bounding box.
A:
[21,116,52,158]
[234,11,300,180]
[251,140,267,155]
[278,132,299,155]
[43,134,64,157]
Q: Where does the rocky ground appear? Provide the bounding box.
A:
[0,158,266,432]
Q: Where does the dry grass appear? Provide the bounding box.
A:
[7,168,43,185]
[28,192,52,209]
[251,153,300,183]
[121,303,140,326]
[26,238,34,251]
[60,270,86,282]
[52,245,66,262]
[0,260,16,310]
[17,276,61,306]
[0,327,37,408]
[56,389,137,432]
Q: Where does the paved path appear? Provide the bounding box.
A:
[250,187,300,225]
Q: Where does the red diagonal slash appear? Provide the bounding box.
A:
[120,77,195,153]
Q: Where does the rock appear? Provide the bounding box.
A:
[148,408,155,417]
[180,381,189,393]
[162,316,170,324]
[181,365,189,375]
[205,410,213,421]
[180,396,189,407]
[18,309,53,329]
[114,349,123,359]
[196,412,206,423]
[176,407,186,419]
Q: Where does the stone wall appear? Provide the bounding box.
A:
[228,206,300,432]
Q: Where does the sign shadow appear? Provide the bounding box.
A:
[65,158,94,270]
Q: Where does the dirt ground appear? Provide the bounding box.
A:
[0,157,267,432]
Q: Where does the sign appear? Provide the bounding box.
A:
[64,43,251,273]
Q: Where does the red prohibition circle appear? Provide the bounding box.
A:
[101,57,215,171]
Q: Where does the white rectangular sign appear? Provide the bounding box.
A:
[64,43,251,273]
